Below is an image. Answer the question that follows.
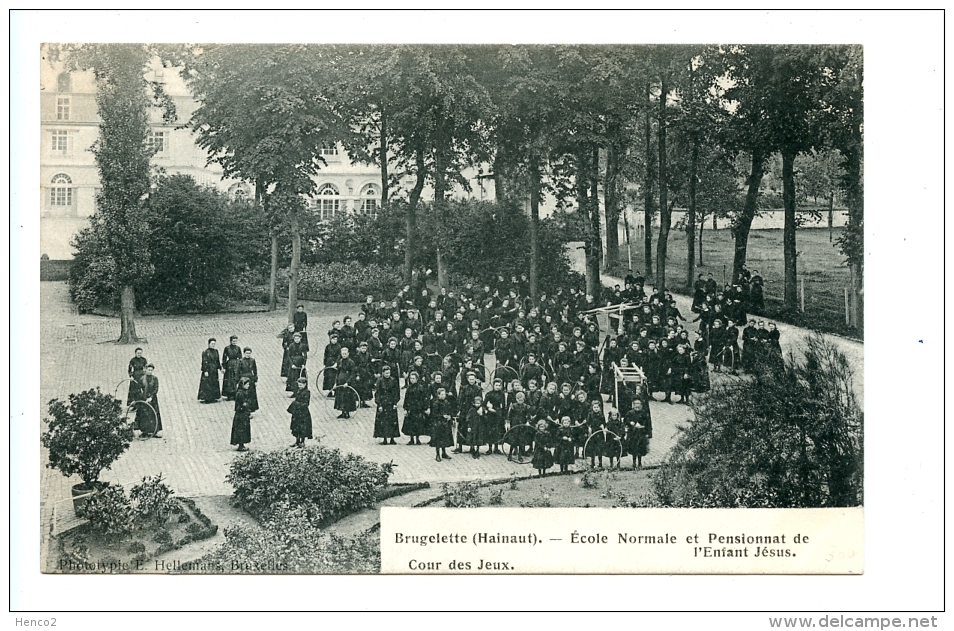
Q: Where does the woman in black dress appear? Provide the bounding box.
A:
[198,338,222,403]
[238,348,259,413]
[221,335,242,401]
[230,377,252,451]
[127,348,147,405]
[623,398,652,469]
[373,365,400,444]
[136,364,163,438]
[288,377,313,448]
[428,387,455,462]
[402,371,429,445]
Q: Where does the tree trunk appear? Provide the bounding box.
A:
[686,141,698,291]
[405,148,427,285]
[287,207,301,324]
[603,142,621,272]
[828,189,835,243]
[379,106,389,210]
[578,149,600,301]
[529,163,542,302]
[732,150,766,283]
[268,230,278,312]
[256,180,278,312]
[845,142,863,334]
[655,72,669,291]
[698,215,704,265]
[436,247,448,290]
[643,81,654,280]
[781,148,798,311]
[118,284,139,343]
[591,146,602,280]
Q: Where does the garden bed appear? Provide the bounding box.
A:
[51,496,218,574]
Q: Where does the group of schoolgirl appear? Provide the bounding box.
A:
[189,304,312,452]
[312,275,655,475]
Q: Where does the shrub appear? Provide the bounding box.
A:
[284,262,404,303]
[41,388,133,488]
[153,529,173,544]
[226,446,391,523]
[488,488,504,505]
[130,474,175,526]
[195,516,380,574]
[652,334,863,508]
[84,484,134,539]
[441,481,483,508]
[128,541,146,554]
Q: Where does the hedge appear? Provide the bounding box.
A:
[281,262,403,303]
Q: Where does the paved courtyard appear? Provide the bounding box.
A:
[39,283,695,515]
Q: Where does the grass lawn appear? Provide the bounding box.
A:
[439,467,656,509]
[609,227,859,338]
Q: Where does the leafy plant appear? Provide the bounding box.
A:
[226,446,391,523]
[130,474,175,526]
[488,488,504,505]
[127,541,146,554]
[41,388,133,487]
[441,481,483,508]
[84,484,134,539]
[283,262,404,303]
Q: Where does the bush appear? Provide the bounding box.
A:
[226,446,392,524]
[488,487,504,505]
[42,389,133,487]
[652,334,863,508]
[69,174,272,313]
[129,474,176,526]
[84,484,134,539]
[195,515,380,574]
[442,481,483,508]
[284,262,404,303]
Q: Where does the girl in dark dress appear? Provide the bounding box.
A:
[230,377,252,451]
[198,338,222,403]
[584,399,607,468]
[279,323,296,378]
[373,365,400,444]
[506,390,534,462]
[333,347,358,419]
[238,348,259,413]
[402,372,429,445]
[285,333,308,394]
[464,395,485,458]
[605,408,625,470]
[553,416,576,473]
[623,398,652,469]
[322,333,342,395]
[531,419,554,477]
[288,377,313,447]
[482,378,507,455]
[428,387,455,462]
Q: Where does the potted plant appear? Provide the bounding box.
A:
[41,388,134,516]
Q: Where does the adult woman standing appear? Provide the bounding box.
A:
[198,338,222,403]
[373,365,400,444]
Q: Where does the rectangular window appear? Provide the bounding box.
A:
[51,130,69,153]
[360,198,379,215]
[50,186,73,207]
[56,97,70,120]
[319,198,339,220]
[147,130,166,154]
[320,143,339,157]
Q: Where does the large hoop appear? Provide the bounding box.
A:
[114,378,135,402]
[491,364,519,385]
[583,428,623,462]
[125,400,158,438]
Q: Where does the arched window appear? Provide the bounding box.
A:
[359,184,380,216]
[228,182,252,201]
[316,183,340,220]
[56,73,71,93]
[50,173,73,207]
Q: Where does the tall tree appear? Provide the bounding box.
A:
[180,45,342,323]
[827,45,864,333]
[56,44,172,343]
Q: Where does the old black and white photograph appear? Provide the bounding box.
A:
[12,7,944,619]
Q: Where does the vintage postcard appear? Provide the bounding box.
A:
[14,7,944,617]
